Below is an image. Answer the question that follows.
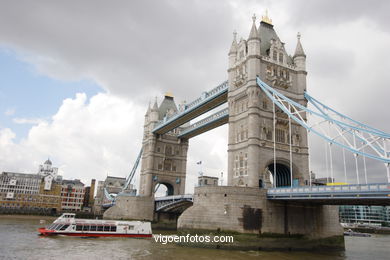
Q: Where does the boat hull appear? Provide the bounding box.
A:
[38,228,152,238]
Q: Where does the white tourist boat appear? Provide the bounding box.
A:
[38,213,152,238]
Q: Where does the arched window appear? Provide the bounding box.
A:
[279,52,284,63]
[165,146,172,156]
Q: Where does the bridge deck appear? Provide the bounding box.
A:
[267,183,390,205]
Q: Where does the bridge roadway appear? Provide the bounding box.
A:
[267,183,390,206]
[103,183,390,211]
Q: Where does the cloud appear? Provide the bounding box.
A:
[13,117,44,125]
[4,108,15,116]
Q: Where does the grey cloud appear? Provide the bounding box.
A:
[0,0,234,103]
[287,0,390,32]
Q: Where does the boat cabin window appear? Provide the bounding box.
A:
[128,225,134,230]
[104,226,110,232]
[76,225,82,231]
[90,225,97,231]
[97,226,104,232]
[59,224,69,231]
[110,226,117,232]
[82,225,90,231]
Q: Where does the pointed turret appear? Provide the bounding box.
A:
[228,31,238,55]
[145,100,151,116]
[149,97,159,122]
[293,32,306,58]
[248,14,259,40]
[228,31,238,69]
[247,14,261,80]
[152,97,158,111]
[293,32,306,71]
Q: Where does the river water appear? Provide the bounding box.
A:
[0,216,389,260]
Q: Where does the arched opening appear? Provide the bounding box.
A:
[268,163,291,187]
[154,182,174,197]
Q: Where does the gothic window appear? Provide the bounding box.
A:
[239,155,244,168]
[279,53,284,63]
[175,150,180,155]
[276,129,286,143]
[266,66,272,75]
[273,68,277,76]
[165,146,172,156]
[157,147,161,153]
[172,164,177,172]
[164,160,172,171]
[279,70,283,77]
[263,99,268,110]
[273,51,277,61]
[266,129,272,140]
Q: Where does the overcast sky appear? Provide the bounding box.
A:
[0,0,389,193]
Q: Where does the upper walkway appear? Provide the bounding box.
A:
[152,81,228,135]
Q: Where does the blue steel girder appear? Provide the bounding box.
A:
[256,77,390,164]
[178,107,229,139]
[152,81,228,135]
[267,183,390,205]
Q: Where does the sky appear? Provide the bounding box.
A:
[0,0,389,194]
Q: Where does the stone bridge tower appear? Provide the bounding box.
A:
[227,14,309,188]
[139,94,189,196]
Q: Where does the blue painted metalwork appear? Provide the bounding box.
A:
[178,107,229,138]
[152,81,228,133]
[155,194,193,212]
[267,183,390,202]
[122,148,143,191]
[256,77,390,164]
[103,148,143,205]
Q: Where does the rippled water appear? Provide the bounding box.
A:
[0,216,389,260]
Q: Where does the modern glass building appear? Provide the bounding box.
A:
[339,205,390,227]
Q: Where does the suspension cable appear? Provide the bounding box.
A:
[329,143,334,183]
[325,142,329,183]
[342,139,348,183]
[362,145,368,184]
[273,94,276,188]
[353,134,360,184]
[289,104,293,188]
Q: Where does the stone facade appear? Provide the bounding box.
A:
[227,15,309,188]
[178,186,343,238]
[103,195,154,221]
[139,95,189,196]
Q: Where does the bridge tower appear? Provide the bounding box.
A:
[227,14,309,188]
[139,94,189,196]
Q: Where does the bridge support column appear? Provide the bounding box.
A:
[178,186,344,250]
[103,195,154,221]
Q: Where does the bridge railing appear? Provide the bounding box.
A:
[268,183,390,195]
[154,194,193,202]
[153,81,228,132]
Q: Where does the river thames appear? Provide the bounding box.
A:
[0,216,389,260]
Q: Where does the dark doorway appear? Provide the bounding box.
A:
[268,163,291,187]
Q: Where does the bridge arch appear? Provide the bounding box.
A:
[264,158,299,188]
[154,182,174,197]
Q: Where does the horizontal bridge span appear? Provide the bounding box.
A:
[178,107,229,139]
[152,81,228,135]
[267,183,390,205]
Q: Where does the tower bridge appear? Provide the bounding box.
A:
[103,13,389,247]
